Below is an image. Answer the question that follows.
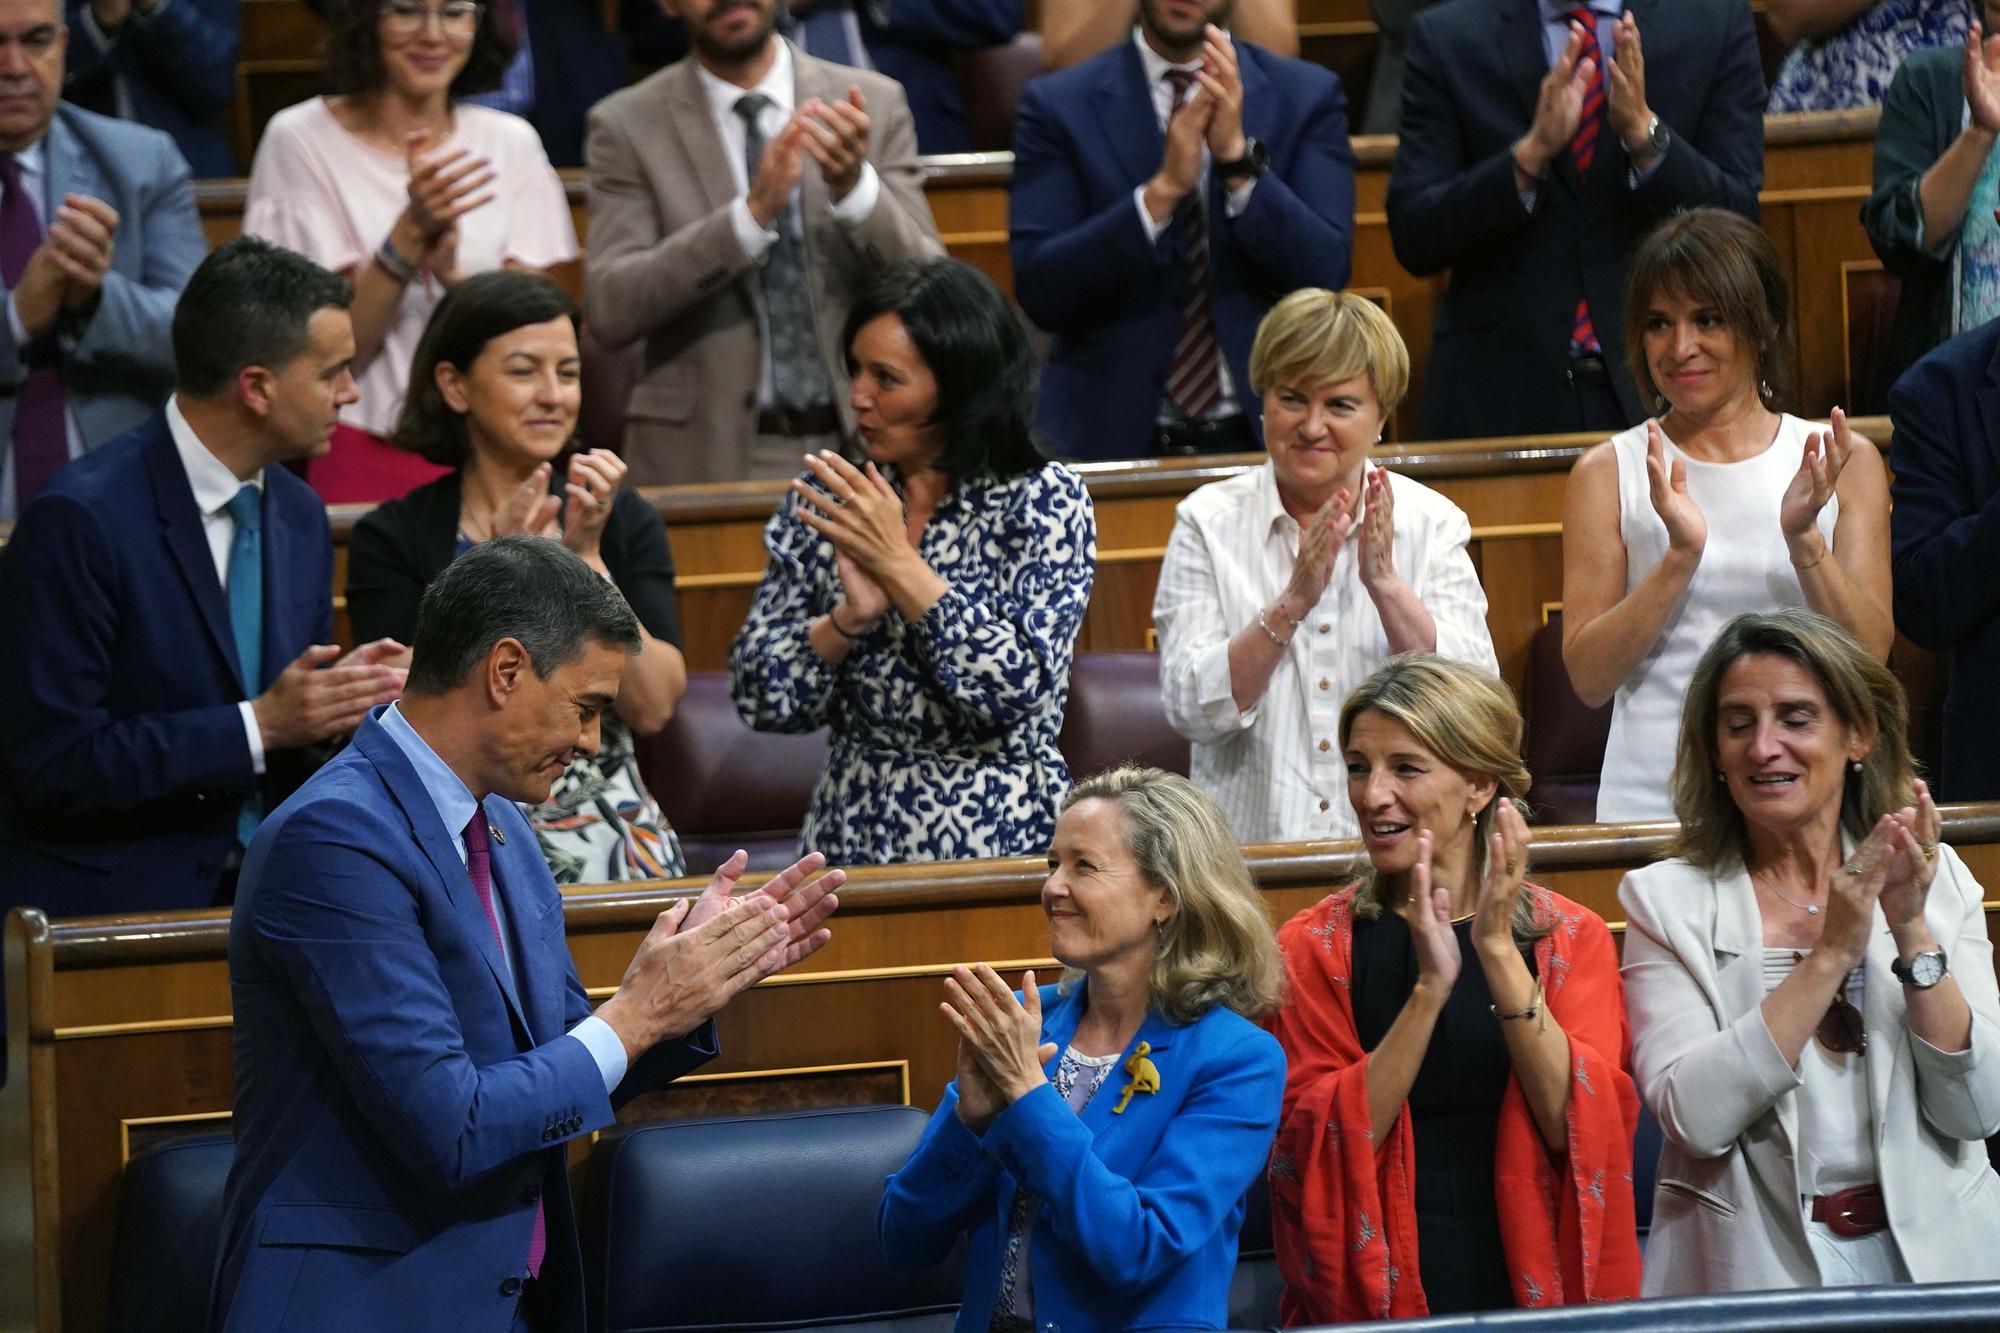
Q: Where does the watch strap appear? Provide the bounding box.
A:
[1216,137,1267,179]
[1891,948,1948,987]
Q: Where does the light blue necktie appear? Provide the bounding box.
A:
[225,484,264,846]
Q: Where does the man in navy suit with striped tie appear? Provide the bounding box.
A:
[1009,0,1354,462]
[1385,0,1764,439]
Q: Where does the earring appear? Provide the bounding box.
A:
[1849,759,1863,776]
[1714,772,1725,784]
[1759,378,1774,401]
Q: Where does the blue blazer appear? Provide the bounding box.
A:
[0,105,205,517]
[862,0,1025,155]
[62,0,240,176]
[211,709,715,1332]
[879,984,1286,1331]
[1386,0,1765,439]
[1009,39,1354,462]
[0,414,331,916]
[1888,317,2000,800]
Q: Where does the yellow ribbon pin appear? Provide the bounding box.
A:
[1111,1041,1159,1114]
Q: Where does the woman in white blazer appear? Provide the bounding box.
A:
[1620,608,2000,1293]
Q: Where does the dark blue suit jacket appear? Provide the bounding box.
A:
[880,983,1285,1331]
[1009,38,1354,462]
[211,710,714,1331]
[1386,0,1765,439]
[0,414,331,916]
[1889,318,2000,800]
[62,0,240,176]
[861,0,1024,155]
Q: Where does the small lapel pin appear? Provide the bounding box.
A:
[490,825,506,846]
[1111,1041,1159,1115]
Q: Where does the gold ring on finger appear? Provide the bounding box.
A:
[1920,842,1939,863]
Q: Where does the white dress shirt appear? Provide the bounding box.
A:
[1153,462,1498,842]
[694,38,881,410]
[164,395,268,776]
[2,136,87,517]
[1128,28,1256,423]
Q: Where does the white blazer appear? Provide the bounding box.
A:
[1619,845,2000,1295]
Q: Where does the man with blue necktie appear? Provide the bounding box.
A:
[1385,0,1764,439]
[0,236,406,926]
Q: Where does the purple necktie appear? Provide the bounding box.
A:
[0,154,67,509]
[464,807,547,1280]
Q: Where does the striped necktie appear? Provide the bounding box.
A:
[1162,69,1225,420]
[1566,7,1606,355]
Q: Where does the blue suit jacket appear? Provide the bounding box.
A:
[861,0,1024,155]
[62,0,240,176]
[879,984,1286,1331]
[1386,0,1765,439]
[0,105,205,516]
[0,413,331,915]
[1889,317,2000,800]
[1009,39,1354,462]
[211,709,715,1331]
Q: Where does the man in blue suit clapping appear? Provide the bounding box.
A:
[211,535,842,1333]
[1009,0,1354,461]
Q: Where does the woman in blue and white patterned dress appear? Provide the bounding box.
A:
[1767,0,1969,112]
[730,258,1096,866]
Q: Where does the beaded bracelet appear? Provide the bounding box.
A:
[1256,609,1293,647]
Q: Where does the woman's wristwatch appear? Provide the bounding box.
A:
[1891,948,1948,989]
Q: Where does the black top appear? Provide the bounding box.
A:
[345,470,683,648]
[1351,910,1537,1315]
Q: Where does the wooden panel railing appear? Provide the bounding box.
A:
[5,802,1999,1331]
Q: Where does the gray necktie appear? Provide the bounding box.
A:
[734,92,834,413]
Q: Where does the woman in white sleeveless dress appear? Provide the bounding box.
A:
[1561,209,1893,823]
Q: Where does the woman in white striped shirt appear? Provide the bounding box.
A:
[1152,289,1498,843]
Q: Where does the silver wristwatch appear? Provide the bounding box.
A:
[1626,114,1669,159]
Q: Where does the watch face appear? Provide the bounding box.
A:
[1909,951,1947,987]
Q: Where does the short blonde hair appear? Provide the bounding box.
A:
[1670,610,1916,873]
[1338,655,1548,941]
[1247,288,1410,414]
[1058,767,1284,1023]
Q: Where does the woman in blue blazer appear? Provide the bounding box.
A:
[880,766,1287,1331]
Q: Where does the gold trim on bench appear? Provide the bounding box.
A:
[670,1058,913,1106]
[119,1110,232,1167]
[584,955,1063,1002]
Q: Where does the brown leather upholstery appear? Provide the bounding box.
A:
[580,323,642,458]
[956,31,1045,153]
[1057,650,1190,782]
[635,672,828,871]
[1520,611,1612,826]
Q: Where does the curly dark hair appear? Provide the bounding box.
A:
[324,0,517,99]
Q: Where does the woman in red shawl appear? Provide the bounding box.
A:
[1268,654,1643,1321]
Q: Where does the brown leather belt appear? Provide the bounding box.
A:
[756,403,840,436]
[1810,1183,1888,1237]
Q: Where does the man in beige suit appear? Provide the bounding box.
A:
[585,0,943,485]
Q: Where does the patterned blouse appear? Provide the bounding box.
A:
[730,461,1096,866]
[1767,0,1968,113]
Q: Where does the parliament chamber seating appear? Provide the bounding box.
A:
[1520,611,1613,826]
[637,672,828,872]
[1228,1169,1283,1330]
[956,32,1045,154]
[580,1105,962,1332]
[1057,650,1190,782]
[105,1132,234,1333]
